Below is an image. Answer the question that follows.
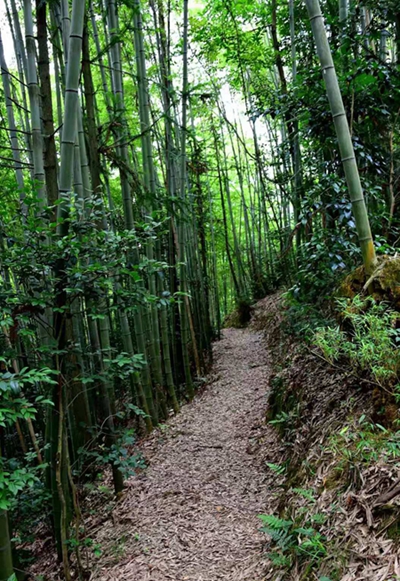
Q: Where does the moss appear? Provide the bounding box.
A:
[377,507,400,541]
[387,519,400,541]
[339,256,400,309]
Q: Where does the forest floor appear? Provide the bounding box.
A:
[91,327,277,581]
[32,296,400,581]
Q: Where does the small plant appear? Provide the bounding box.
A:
[259,511,327,570]
[314,295,400,388]
[314,326,343,364]
[328,415,400,469]
[269,407,300,440]
[111,534,128,559]
[266,462,287,475]
[292,487,316,504]
[78,428,145,480]
[259,485,334,576]
[70,537,103,559]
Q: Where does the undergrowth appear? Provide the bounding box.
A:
[282,291,334,341]
[259,487,342,580]
[314,295,400,389]
[262,292,400,580]
[223,297,253,328]
[328,415,400,470]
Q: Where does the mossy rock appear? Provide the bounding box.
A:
[339,256,400,309]
[339,264,366,299]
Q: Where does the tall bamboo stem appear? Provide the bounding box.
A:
[305,0,376,273]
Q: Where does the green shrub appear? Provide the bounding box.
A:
[259,490,328,571]
[314,295,400,388]
[282,292,334,341]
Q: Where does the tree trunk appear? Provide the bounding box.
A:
[23,0,46,208]
[0,510,13,581]
[36,0,58,211]
[305,0,376,273]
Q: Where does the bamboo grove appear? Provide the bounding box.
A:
[0,0,399,579]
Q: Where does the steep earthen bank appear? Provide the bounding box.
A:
[253,294,400,581]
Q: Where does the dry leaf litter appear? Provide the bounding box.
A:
[30,296,400,581]
[254,294,400,581]
[91,327,277,581]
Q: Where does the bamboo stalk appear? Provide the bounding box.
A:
[305,0,377,273]
[23,0,46,208]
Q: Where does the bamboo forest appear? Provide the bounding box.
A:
[0,0,400,579]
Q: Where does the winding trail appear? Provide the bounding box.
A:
[97,328,272,581]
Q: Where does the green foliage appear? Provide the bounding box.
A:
[105,430,145,479]
[269,409,299,440]
[266,462,287,476]
[314,295,400,387]
[11,479,52,545]
[290,227,359,304]
[78,428,145,480]
[282,292,334,341]
[314,326,343,364]
[0,467,38,511]
[0,364,55,427]
[104,353,146,381]
[259,495,328,572]
[328,415,400,469]
[66,536,103,559]
[0,369,47,512]
[0,0,399,575]
[1,456,49,524]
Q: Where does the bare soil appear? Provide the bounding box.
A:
[91,328,277,580]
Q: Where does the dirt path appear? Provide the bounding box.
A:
[96,328,272,581]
